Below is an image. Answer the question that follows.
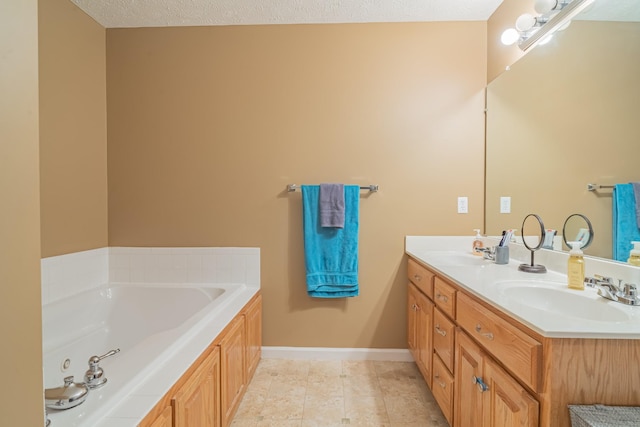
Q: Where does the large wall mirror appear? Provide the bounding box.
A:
[486,0,640,261]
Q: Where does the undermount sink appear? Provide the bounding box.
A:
[422,251,488,267]
[497,281,631,322]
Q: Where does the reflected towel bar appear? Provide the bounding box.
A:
[587,183,614,192]
[287,184,379,193]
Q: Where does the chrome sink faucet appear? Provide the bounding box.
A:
[584,275,639,306]
[474,246,496,261]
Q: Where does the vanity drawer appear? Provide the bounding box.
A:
[433,307,455,373]
[432,354,454,427]
[456,292,542,392]
[434,277,456,318]
[408,258,434,299]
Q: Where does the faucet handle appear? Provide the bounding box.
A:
[622,284,637,298]
[85,348,120,389]
[594,274,613,284]
[89,349,120,367]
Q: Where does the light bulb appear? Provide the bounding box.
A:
[515,14,537,32]
[501,28,520,46]
[558,20,572,31]
[534,0,558,14]
[538,34,554,45]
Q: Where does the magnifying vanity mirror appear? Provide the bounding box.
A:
[562,213,594,250]
[519,214,547,273]
[485,0,640,262]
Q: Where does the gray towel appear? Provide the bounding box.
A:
[632,182,640,229]
[319,183,345,228]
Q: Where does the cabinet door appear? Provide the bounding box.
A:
[245,294,262,380]
[417,291,433,386]
[454,330,484,427]
[407,284,419,361]
[220,316,246,427]
[173,347,220,427]
[433,307,455,373]
[142,405,172,427]
[482,358,539,427]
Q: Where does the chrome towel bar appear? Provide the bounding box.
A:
[287,184,378,193]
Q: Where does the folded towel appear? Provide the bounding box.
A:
[613,184,640,262]
[632,182,640,229]
[319,183,345,228]
[302,185,359,298]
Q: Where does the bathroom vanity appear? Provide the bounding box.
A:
[406,237,640,427]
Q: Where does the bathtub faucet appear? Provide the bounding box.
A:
[84,348,120,389]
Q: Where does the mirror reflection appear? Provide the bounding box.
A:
[562,213,594,250]
[485,2,640,262]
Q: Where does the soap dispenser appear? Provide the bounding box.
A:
[472,229,484,256]
[628,241,640,266]
[567,241,585,290]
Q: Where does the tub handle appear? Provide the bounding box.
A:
[85,348,120,389]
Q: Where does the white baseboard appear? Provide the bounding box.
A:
[261,346,413,362]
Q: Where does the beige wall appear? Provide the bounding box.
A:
[487,0,533,83]
[106,22,486,348]
[486,21,640,259]
[39,0,108,258]
[0,0,44,424]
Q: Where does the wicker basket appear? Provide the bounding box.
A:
[569,405,640,427]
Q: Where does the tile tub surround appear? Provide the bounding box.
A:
[231,359,448,427]
[41,246,260,304]
[405,236,640,338]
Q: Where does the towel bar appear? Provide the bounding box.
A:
[287,184,378,193]
[587,183,614,192]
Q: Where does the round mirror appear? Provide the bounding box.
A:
[519,213,547,273]
[562,213,594,251]
[521,213,546,251]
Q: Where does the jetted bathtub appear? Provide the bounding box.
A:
[43,282,258,427]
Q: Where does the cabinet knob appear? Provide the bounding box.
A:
[436,293,448,303]
[434,374,446,389]
[475,324,494,341]
[413,274,422,282]
[472,375,489,392]
[435,324,447,336]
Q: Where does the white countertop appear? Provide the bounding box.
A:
[406,236,640,339]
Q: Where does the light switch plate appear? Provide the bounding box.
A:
[500,196,511,214]
[458,197,468,214]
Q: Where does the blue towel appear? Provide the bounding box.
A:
[613,184,640,262]
[302,185,359,298]
[632,182,640,229]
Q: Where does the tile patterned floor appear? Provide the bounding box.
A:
[231,359,449,427]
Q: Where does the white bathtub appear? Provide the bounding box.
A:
[43,282,258,427]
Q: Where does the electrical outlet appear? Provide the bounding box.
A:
[458,197,468,214]
[500,196,511,214]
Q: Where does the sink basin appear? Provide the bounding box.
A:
[422,251,488,267]
[498,281,631,322]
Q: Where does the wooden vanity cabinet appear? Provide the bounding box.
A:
[455,329,538,427]
[409,255,640,427]
[408,282,433,385]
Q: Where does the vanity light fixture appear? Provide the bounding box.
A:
[501,0,595,51]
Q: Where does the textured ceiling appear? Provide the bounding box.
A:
[70,0,505,28]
